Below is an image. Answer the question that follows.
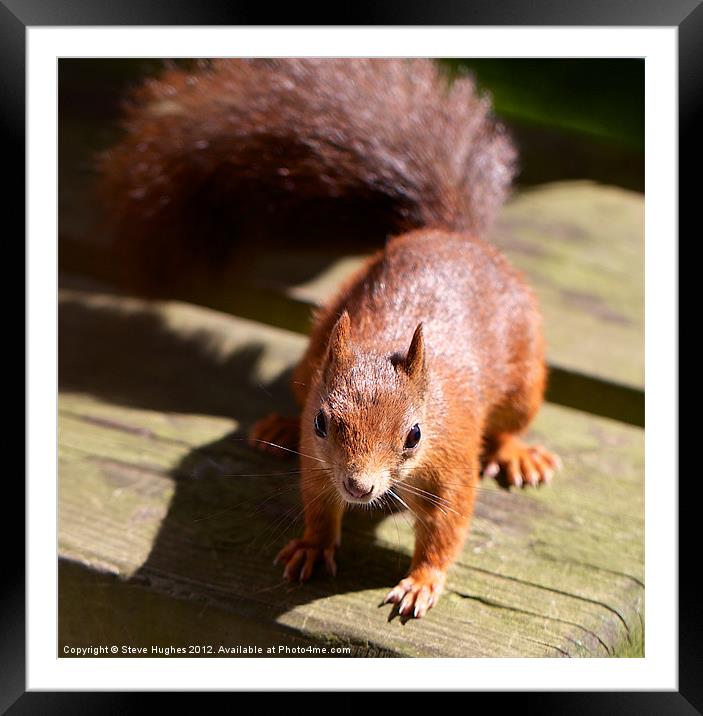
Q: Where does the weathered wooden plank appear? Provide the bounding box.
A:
[59,288,643,657]
[492,182,643,389]
[59,559,376,657]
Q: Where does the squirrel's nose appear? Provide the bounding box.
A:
[343,477,374,499]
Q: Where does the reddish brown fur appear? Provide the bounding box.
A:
[98,59,515,290]
[101,59,557,618]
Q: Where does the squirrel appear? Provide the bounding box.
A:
[99,59,560,618]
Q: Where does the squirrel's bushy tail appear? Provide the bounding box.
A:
[99,59,516,286]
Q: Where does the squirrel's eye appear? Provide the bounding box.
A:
[404,423,421,450]
[314,410,328,438]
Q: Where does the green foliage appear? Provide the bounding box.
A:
[443,59,644,152]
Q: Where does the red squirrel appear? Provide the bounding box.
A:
[100,59,559,618]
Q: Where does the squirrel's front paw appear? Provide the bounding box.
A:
[483,437,561,488]
[384,569,446,619]
[274,538,337,582]
[248,413,300,459]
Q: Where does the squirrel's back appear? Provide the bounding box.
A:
[303,229,542,405]
[99,59,516,287]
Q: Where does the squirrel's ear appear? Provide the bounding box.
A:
[404,323,426,382]
[324,311,352,378]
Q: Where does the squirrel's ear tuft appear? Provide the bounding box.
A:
[324,311,352,378]
[404,323,426,382]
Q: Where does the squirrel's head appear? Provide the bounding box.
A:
[307,311,429,505]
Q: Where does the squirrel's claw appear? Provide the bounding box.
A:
[384,572,444,619]
[275,538,337,582]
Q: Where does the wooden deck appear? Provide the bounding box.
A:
[58,181,644,657]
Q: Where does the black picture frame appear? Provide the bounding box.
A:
[5,0,691,710]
